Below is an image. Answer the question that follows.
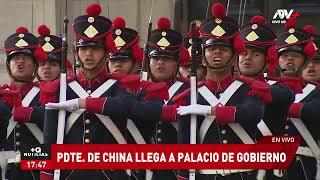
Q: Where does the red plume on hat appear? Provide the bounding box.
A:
[38,24,50,36]
[266,46,278,76]
[113,17,126,29]
[304,25,316,36]
[188,26,200,38]
[251,16,266,24]
[300,25,317,59]
[284,15,297,30]
[233,34,245,54]
[179,47,190,65]
[105,34,117,54]
[132,42,143,62]
[304,41,316,59]
[86,3,102,16]
[157,17,171,30]
[34,45,47,63]
[16,26,29,34]
[211,3,226,19]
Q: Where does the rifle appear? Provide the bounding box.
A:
[189,21,198,180]
[140,0,153,81]
[53,17,69,180]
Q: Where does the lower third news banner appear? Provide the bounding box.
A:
[20,136,300,170]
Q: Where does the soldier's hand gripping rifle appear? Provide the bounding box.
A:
[53,17,69,180]
[189,21,198,180]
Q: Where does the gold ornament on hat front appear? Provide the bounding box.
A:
[114,36,126,50]
[42,42,55,52]
[285,34,299,44]
[15,39,28,47]
[246,31,259,41]
[157,37,170,50]
[84,25,99,38]
[211,25,226,37]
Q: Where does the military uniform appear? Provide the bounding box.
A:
[1,26,48,180]
[40,4,129,180]
[275,17,319,180]
[110,17,190,180]
[11,24,74,136]
[96,16,190,180]
[238,16,296,179]
[286,81,320,180]
[177,3,267,180]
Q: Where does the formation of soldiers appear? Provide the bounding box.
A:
[0,2,319,180]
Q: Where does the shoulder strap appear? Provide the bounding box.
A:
[198,81,254,145]
[127,119,146,144]
[267,80,277,86]
[22,86,40,107]
[295,83,316,103]
[164,81,184,105]
[7,86,41,140]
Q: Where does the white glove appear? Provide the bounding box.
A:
[177,104,212,116]
[45,98,80,111]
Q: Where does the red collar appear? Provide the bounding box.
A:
[77,69,109,89]
[256,75,266,82]
[270,77,304,94]
[205,75,234,92]
[9,81,35,97]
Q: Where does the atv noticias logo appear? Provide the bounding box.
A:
[21,145,50,160]
[271,9,300,24]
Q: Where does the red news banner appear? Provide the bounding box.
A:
[21,136,300,170]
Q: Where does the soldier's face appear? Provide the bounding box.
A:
[38,60,61,81]
[78,46,106,70]
[279,51,306,77]
[9,53,36,81]
[150,56,178,82]
[302,60,320,82]
[204,45,234,71]
[108,58,135,74]
[238,47,266,77]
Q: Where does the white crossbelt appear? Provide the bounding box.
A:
[291,83,320,179]
[255,80,283,179]
[198,81,250,143]
[291,83,319,159]
[67,80,127,144]
[197,81,255,175]
[127,119,146,144]
[126,81,184,145]
[165,81,184,131]
[7,86,43,144]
